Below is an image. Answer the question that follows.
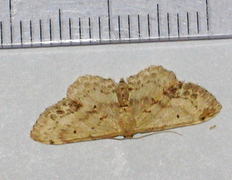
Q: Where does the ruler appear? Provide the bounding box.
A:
[1,0,232,49]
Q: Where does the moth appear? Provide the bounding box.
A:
[31,65,222,145]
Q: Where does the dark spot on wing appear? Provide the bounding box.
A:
[191,93,198,99]
[50,114,57,120]
[56,110,65,114]
[49,140,54,144]
[183,91,190,96]
[151,98,158,105]
[199,108,217,121]
[163,82,183,98]
[99,115,108,121]
[143,110,151,113]
[68,101,82,111]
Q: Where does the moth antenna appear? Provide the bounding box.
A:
[131,131,183,139]
[112,131,182,141]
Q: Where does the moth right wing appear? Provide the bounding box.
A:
[31,75,122,145]
[127,66,222,134]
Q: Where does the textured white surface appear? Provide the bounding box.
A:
[0,39,231,179]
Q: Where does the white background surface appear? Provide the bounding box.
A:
[0,39,231,179]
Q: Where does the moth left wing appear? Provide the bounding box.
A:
[31,75,122,145]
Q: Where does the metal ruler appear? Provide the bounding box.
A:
[1,0,232,49]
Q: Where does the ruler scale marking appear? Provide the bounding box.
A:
[59,9,62,41]
[177,13,180,37]
[79,17,82,42]
[107,0,111,40]
[157,4,160,38]
[98,16,102,42]
[49,19,52,43]
[30,20,33,45]
[187,12,190,35]
[118,15,121,40]
[147,14,151,38]
[196,11,200,34]
[20,20,23,45]
[206,0,210,32]
[39,19,42,44]
[167,13,170,37]
[128,15,131,40]
[88,17,91,43]
[9,0,13,45]
[138,14,141,39]
[69,18,72,41]
[1,1,232,48]
[0,21,3,46]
